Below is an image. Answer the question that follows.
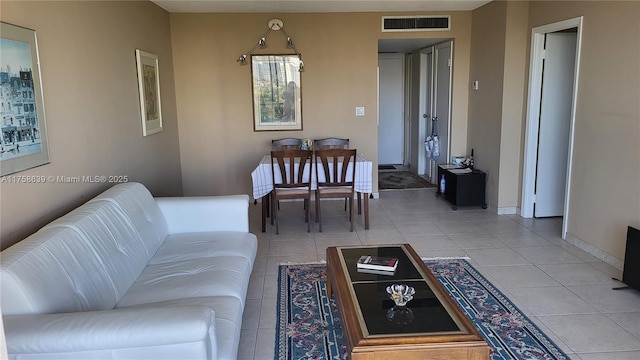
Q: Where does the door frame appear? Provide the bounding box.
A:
[521,17,583,239]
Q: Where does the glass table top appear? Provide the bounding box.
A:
[338,245,467,337]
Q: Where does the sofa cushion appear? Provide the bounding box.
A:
[88,182,168,258]
[148,232,257,265]
[118,296,243,360]
[1,226,122,315]
[116,256,252,309]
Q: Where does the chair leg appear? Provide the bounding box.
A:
[349,196,354,232]
[317,197,323,233]
[272,193,279,235]
[315,191,319,223]
[305,198,311,233]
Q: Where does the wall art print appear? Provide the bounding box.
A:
[0,22,50,176]
[251,55,302,131]
[135,49,163,136]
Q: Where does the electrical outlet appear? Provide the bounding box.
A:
[355,107,365,116]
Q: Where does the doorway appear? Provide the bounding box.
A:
[522,17,583,238]
[378,53,405,165]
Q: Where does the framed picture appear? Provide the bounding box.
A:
[0,22,50,176]
[251,55,302,131]
[135,49,162,136]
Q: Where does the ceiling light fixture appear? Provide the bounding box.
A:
[237,19,304,71]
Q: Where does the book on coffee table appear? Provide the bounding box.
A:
[356,267,397,276]
[356,255,398,272]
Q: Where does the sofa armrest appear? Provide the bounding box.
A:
[4,305,216,358]
[156,195,250,234]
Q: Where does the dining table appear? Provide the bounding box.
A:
[251,153,373,232]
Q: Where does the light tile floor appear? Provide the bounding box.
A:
[239,188,640,360]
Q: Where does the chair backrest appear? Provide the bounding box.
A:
[315,148,357,190]
[272,138,302,150]
[314,137,349,150]
[270,149,313,189]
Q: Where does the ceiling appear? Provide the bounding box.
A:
[151,0,492,13]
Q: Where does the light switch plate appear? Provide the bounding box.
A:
[472,80,479,90]
[355,107,365,116]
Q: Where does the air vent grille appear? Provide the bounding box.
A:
[382,16,450,32]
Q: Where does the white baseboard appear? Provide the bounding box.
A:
[497,207,517,215]
[565,232,624,270]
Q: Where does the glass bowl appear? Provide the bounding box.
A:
[386,283,415,307]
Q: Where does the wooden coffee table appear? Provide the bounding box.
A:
[326,244,490,359]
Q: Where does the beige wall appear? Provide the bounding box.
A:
[468,0,640,262]
[0,1,182,249]
[498,1,528,209]
[527,1,640,260]
[170,11,472,197]
[468,1,508,209]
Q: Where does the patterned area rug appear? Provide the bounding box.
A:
[378,170,435,190]
[276,259,568,360]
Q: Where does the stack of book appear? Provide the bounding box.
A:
[356,255,398,275]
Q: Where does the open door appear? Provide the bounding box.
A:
[534,31,577,217]
[522,17,582,238]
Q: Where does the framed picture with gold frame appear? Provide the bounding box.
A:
[251,55,302,131]
[135,49,163,136]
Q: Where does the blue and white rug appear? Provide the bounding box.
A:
[276,259,568,360]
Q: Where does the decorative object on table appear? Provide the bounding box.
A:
[356,255,398,272]
[239,19,304,131]
[0,22,50,176]
[463,148,474,169]
[378,170,435,190]
[451,155,465,167]
[386,283,415,307]
[276,260,570,360]
[135,49,163,136]
[386,305,414,325]
[300,138,312,150]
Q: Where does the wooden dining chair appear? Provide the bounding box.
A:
[313,137,349,150]
[272,138,303,150]
[270,149,313,234]
[314,138,351,211]
[314,148,357,232]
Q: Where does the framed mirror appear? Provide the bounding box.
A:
[251,55,302,131]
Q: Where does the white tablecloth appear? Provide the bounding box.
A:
[251,153,373,201]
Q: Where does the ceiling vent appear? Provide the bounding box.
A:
[382,15,450,32]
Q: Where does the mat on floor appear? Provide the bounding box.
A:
[275,259,568,360]
[378,170,435,190]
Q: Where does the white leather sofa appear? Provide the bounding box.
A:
[0,182,258,360]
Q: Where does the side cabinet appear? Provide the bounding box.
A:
[436,166,487,210]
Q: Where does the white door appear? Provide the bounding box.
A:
[534,31,577,217]
[419,49,434,177]
[424,41,452,184]
[378,54,404,164]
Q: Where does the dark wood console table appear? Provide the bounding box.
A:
[436,165,487,210]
